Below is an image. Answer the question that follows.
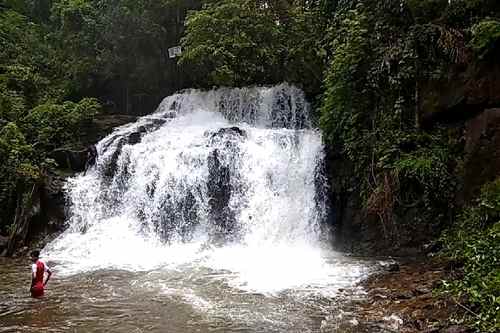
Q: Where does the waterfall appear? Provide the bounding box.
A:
[45,84,367,294]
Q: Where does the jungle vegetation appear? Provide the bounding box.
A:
[0,0,499,330]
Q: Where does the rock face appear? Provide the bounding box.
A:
[206,127,246,241]
[211,127,247,138]
[422,62,500,205]
[40,173,67,233]
[1,172,67,256]
[49,148,88,172]
[463,108,500,200]
[207,148,235,236]
[419,62,500,126]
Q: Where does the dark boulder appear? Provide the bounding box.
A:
[207,149,236,240]
[49,148,88,172]
[151,118,168,126]
[164,111,176,119]
[387,263,400,272]
[80,114,137,147]
[440,326,470,333]
[206,127,247,139]
[128,132,141,144]
[40,172,67,232]
[135,117,168,134]
[419,62,500,127]
[463,108,500,200]
[102,138,126,180]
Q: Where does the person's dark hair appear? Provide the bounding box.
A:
[30,250,40,258]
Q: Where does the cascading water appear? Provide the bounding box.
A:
[37,84,374,332]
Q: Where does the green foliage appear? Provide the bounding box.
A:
[0,122,39,234]
[405,0,448,23]
[319,1,463,241]
[0,7,498,332]
[443,0,500,28]
[22,98,101,149]
[49,0,202,107]
[181,0,287,86]
[180,0,326,94]
[320,6,370,147]
[441,180,500,332]
[470,19,500,59]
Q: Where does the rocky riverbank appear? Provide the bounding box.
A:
[326,259,469,333]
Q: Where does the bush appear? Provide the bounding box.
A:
[470,19,500,59]
[22,98,101,149]
[441,179,500,332]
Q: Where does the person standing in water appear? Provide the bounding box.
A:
[30,250,52,298]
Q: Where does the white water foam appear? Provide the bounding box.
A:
[44,84,371,295]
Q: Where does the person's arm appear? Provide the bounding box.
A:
[44,263,52,286]
[31,264,37,289]
[44,269,52,286]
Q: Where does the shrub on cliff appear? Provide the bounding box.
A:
[442,179,500,332]
[470,19,500,60]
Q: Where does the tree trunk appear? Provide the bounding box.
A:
[3,184,40,257]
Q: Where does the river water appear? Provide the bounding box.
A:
[1,254,374,333]
[1,85,380,332]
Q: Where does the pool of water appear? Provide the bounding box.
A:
[0,252,378,333]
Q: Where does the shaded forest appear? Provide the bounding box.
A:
[0,0,499,331]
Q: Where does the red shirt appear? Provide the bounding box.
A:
[31,260,51,297]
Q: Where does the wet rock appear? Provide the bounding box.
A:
[49,148,88,172]
[372,293,388,301]
[164,111,176,119]
[424,241,443,254]
[440,325,470,333]
[424,328,441,333]
[169,100,178,111]
[128,132,141,144]
[209,127,247,138]
[102,137,126,179]
[382,314,403,331]
[153,190,199,242]
[90,114,137,141]
[369,287,390,294]
[40,172,67,231]
[358,261,466,332]
[152,118,167,126]
[414,318,426,330]
[207,149,235,238]
[387,263,400,272]
[414,285,432,295]
[392,291,414,300]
